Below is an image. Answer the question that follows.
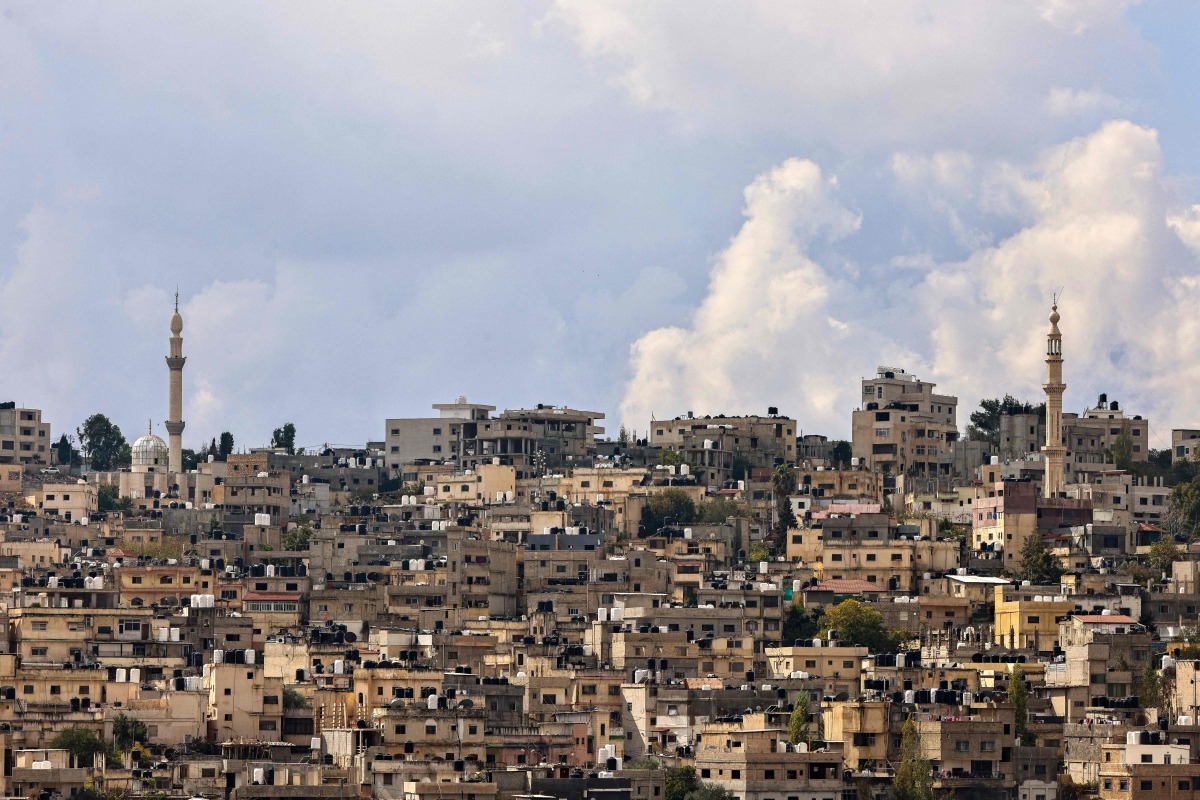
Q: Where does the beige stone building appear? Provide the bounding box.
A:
[649,411,796,487]
[0,403,51,465]
[851,367,958,487]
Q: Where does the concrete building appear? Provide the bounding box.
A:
[851,367,958,487]
[0,402,50,465]
[649,411,796,487]
[1174,428,1200,463]
[385,397,495,472]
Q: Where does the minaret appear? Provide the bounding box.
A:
[165,292,186,474]
[1042,302,1066,498]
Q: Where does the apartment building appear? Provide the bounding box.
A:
[0,403,50,465]
[851,367,958,485]
[649,411,796,487]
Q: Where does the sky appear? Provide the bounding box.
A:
[2,2,1199,452]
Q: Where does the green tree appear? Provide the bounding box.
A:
[271,422,297,454]
[281,523,313,551]
[665,767,700,800]
[77,414,131,471]
[181,448,199,471]
[1133,661,1164,712]
[641,488,697,533]
[283,687,311,709]
[830,440,852,468]
[1169,476,1200,538]
[771,463,798,550]
[658,449,690,469]
[787,691,811,745]
[51,726,106,767]
[1112,421,1134,470]
[112,713,148,751]
[55,434,74,468]
[892,716,933,800]
[1148,538,1181,572]
[818,599,897,653]
[783,603,820,643]
[1148,449,1173,469]
[683,785,736,800]
[97,484,132,514]
[1009,665,1032,745]
[966,395,1041,447]
[697,497,746,524]
[219,431,235,459]
[1016,533,1063,585]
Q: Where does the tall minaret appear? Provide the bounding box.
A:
[1042,301,1066,498]
[165,292,186,475]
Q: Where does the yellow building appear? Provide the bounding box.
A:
[993,584,1073,651]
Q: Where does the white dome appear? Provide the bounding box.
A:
[132,433,169,467]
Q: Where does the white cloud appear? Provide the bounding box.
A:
[621,158,903,430]
[1045,87,1125,117]
[550,1,1148,149]
[623,121,1200,435]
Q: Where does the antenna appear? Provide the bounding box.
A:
[175,287,179,312]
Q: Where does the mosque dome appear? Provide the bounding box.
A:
[131,433,169,467]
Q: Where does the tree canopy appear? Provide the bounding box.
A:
[55,434,74,467]
[97,484,131,513]
[1148,538,1182,572]
[1111,421,1134,471]
[641,488,697,533]
[787,691,812,746]
[51,726,106,767]
[1009,665,1032,744]
[683,785,736,800]
[219,431,235,459]
[1015,533,1063,585]
[665,767,699,800]
[112,713,148,751]
[77,414,130,471]
[967,395,1043,446]
[771,463,798,550]
[783,603,820,642]
[696,497,745,524]
[818,599,899,653]
[271,422,297,454]
[1169,475,1200,538]
[830,440,852,467]
[892,716,933,800]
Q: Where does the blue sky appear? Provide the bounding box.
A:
[1,2,1198,451]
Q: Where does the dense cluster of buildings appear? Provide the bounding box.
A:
[1,301,1199,800]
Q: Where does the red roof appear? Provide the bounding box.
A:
[810,579,885,594]
[810,503,883,519]
[242,591,302,602]
[1073,614,1137,624]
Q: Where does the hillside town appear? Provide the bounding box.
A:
[2,301,1200,800]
